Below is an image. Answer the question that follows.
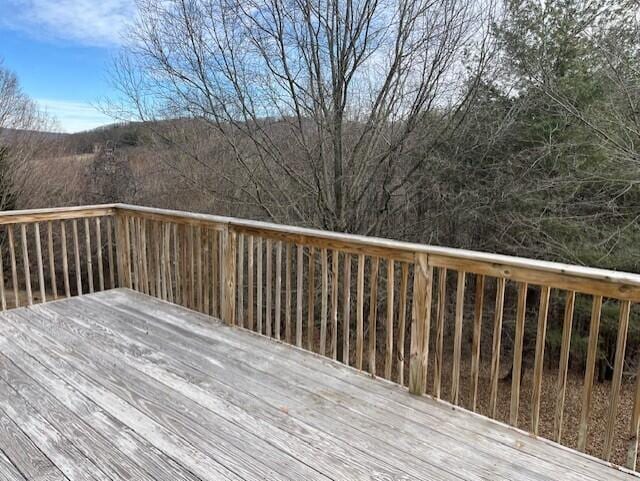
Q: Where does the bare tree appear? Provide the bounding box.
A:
[111,0,495,235]
[0,61,57,211]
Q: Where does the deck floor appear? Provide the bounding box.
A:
[0,289,636,481]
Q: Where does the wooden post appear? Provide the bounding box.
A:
[221,226,237,325]
[114,214,131,289]
[409,253,433,396]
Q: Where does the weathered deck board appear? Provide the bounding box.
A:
[0,289,636,481]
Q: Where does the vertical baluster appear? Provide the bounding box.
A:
[342,253,352,366]
[368,257,379,376]
[396,262,409,385]
[510,281,528,426]
[34,223,46,303]
[211,230,219,315]
[95,218,104,291]
[248,236,255,330]
[320,248,328,355]
[489,277,506,418]
[0,243,6,310]
[84,218,94,293]
[257,237,263,334]
[356,253,365,370]
[434,268,447,398]
[149,221,157,297]
[531,286,550,434]
[331,250,339,360]
[195,227,202,309]
[7,226,19,307]
[285,243,292,343]
[20,224,33,305]
[136,219,145,294]
[604,300,631,460]
[384,259,394,379]
[129,217,138,292]
[296,245,303,346]
[577,295,602,452]
[221,228,237,326]
[202,229,210,313]
[451,271,466,405]
[107,217,115,289]
[237,234,244,327]
[275,241,282,340]
[219,234,224,312]
[60,221,70,298]
[47,221,58,299]
[165,223,174,303]
[154,222,162,299]
[182,225,189,306]
[409,254,433,395]
[554,290,575,441]
[266,239,272,337]
[72,219,82,295]
[471,274,485,411]
[307,247,315,350]
[173,224,181,304]
[188,225,194,307]
[142,219,150,295]
[627,355,640,470]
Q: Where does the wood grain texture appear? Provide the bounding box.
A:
[554,290,575,442]
[296,245,303,347]
[275,240,282,340]
[451,271,465,405]
[368,256,379,376]
[531,285,550,435]
[409,254,432,395]
[7,225,18,307]
[34,223,46,303]
[0,244,5,311]
[489,277,505,418]
[47,221,58,300]
[60,221,70,297]
[396,262,409,385]
[320,248,328,355]
[384,259,394,380]
[434,268,447,398]
[510,281,528,426]
[470,274,484,411]
[285,243,292,344]
[356,253,365,370]
[331,250,339,359]
[307,246,315,350]
[0,289,632,481]
[604,300,631,460]
[85,218,94,294]
[20,224,32,305]
[577,295,603,452]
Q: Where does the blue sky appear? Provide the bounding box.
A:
[0,0,136,132]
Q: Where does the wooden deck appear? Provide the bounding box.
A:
[0,289,635,481]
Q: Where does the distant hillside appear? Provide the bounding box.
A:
[0,127,68,144]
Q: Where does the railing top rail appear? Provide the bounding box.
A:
[113,203,640,299]
[0,204,117,225]
[1,203,638,299]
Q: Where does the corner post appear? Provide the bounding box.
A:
[221,225,237,325]
[114,212,132,289]
[409,253,433,395]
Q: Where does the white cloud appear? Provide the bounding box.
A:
[0,0,136,46]
[37,98,113,132]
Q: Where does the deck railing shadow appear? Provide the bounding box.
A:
[2,203,640,472]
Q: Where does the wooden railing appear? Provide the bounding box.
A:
[0,205,118,309]
[2,203,640,472]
